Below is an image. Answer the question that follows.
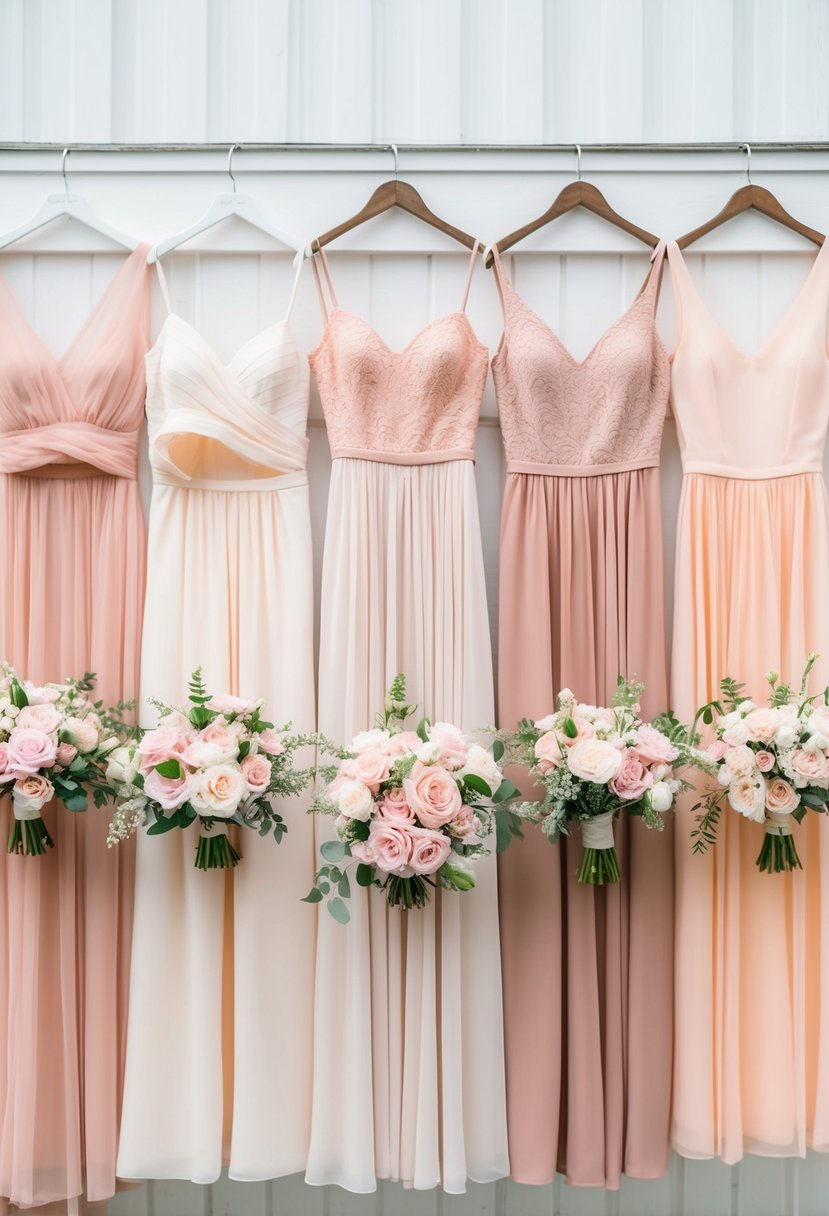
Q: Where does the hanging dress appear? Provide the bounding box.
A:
[493,244,673,1189]
[0,245,151,1211]
[305,246,509,1194]
[116,254,317,1184]
[668,238,829,1163]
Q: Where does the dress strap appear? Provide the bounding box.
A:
[154,259,173,315]
[283,250,305,324]
[311,247,339,323]
[639,239,667,311]
[488,245,511,316]
[460,241,481,313]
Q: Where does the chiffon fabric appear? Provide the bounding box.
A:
[117,254,317,1184]
[0,246,151,1211]
[493,245,673,1188]
[305,247,509,1193]
[668,239,829,1163]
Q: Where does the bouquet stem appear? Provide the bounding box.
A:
[577,811,619,885]
[195,822,240,870]
[384,874,430,910]
[757,812,801,874]
[7,813,54,857]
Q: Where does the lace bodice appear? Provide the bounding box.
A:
[492,244,669,475]
[308,247,488,465]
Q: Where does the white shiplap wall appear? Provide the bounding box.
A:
[2,2,829,1215]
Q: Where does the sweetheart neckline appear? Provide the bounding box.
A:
[150,312,300,370]
[308,307,488,363]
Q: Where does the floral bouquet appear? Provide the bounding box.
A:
[304,675,521,922]
[0,667,122,856]
[684,655,829,873]
[502,679,687,884]
[106,670,318,870]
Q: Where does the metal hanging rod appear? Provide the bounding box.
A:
[0,141,828,154]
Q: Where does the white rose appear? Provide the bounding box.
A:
[106,745,139,787]
[534,714,557,731]
[652,763,670,782]
[576,704,599,722]
[416,741,443,765]
[183,738,232,769]
[336,778,374,821]
[458,744,503,793]
[566,738,623,785]
[810,732,829,751]
[728,773,767,823]
[721,720,749,746]
[775,723,799,750]
[737,700,756,713]
[650,781,674,813]
[64,715,99,754]
[190,763,246,818]
[351,729,391,754]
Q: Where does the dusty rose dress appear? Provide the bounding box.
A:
[0,246,151,1212]
[493,245,673,1188]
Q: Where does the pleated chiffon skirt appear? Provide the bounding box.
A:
[497,466,673,1189]
[307,456,509,1194]
[672,470,829,1163]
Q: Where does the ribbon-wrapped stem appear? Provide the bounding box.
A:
[194,819,240,871]
[577,810,620,885]
[757,810,801,874]
[7,799,54,857]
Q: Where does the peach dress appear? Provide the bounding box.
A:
[305,247,508,1194]
[668,239,829,1162]
[0,246,151,1211]
[117,256,316,1184]
[493,245,673,1189]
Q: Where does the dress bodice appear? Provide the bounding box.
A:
[308,247,488,465]
[0,245,152,479]
[491,244,669,475]
[667,240,829,479]
[145,258,309,492]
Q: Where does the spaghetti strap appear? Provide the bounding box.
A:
[488,245,511,317]
[155,259,173,315]
[639,239,667,312]
[283,250,305,324]
[311,247,339,323]
[460,241,481,313]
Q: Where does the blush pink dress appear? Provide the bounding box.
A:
[493,244,673,1189]
[668,239,829,1164]
[0,245,151,1212]
[305,247,509,1194]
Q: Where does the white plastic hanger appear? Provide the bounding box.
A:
[0,148,137,252]
[147,144,302,264]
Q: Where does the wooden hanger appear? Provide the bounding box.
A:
[311,145,480,253]
[485,145,659,268]
[676,144,824,249]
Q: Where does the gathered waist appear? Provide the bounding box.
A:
[683,461,824,481]
[507,456,660,477]
[153,470,308,493]
[331,446,475,466]
[0,422,139,480]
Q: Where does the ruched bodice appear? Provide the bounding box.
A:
[0,245,151,478]
[492,244,669,475]
[146,314,309,491]
[308,247,488,464]
[667,239,829,478]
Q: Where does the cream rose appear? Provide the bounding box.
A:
[12,773,53,815]
[458,744,503,793]
[728,773,767,822]
[386,730,421,758]
[198,723,240,764]
[765,778,800,815]
[744,707,783,744]
[755,750,775,772]
[724,744,758,778]
[183,737,236,770]
[63,716,99,754]
[191,764,246,818]
[206,693,253,715]
[335,778,375,821]
[721,719,750,747]
[566,738,623,785]
[632,723,678,765]
[786,747,829,790]
[403,762,462,829]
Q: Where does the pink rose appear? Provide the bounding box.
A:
[403,762,462,829]
[387,730,421,758]
[744,707,783,744]
[206,693,253,715]
[609,751,655,802]
[408,826,452,875]
[378,787,416,823]
[0,742,12,783]
[22,685,59,705]
[13,772,53,812]
[787,747,829,790]
[350,839,375,865]
[56,742,78,767]
[632,724,678,766]
[427,722,469,769]
[755,750,775,772]
[706,740,728,762]
[198,723,239,763]
[17,703,61,735]
[765,778,800,814]
[258,728,284,756]
[448,803,482,839]
[7,727,57,774]
[138,726,190,773]
[534,730,565,775]
[368,820,413,876]
[241,753,272,794]
[350,747,392,791]
[144,768,194,811]
[565,717,596,745]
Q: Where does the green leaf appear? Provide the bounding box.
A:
[563,716,578,739]
[416,717,430,744]
[356,863,375,887]
[146,815,180,836]
[320,839,347,862]
[237,740,250,762]
[463,773,492,798]
[495,808,513,854]
[492,778,520,804]
[351,819,370,842]
[338,871,351,899]
[155,758,182,779]
[301,888,323,903]
[62,794,88,813]
[9,677,28,709]
[328,897,351,924]
[492,738,505,763]
[702,707,713,725]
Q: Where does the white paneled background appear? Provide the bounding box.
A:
[2,1,829,1215]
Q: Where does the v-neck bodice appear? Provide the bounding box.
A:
[667,239,829,478]
[0,245,152,479]
[491,244,670,475]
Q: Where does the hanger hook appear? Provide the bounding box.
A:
[390,143,399,181]
[742,142,752,185]
[61,147,70,195]
[575,144,582,182]
[227,143,239,193]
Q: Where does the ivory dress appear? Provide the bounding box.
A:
[305,247,509,1193]
[117,255,317,1183]
[0,246,151,1211]
[493,245,673,1188]
[668,239,829,1162]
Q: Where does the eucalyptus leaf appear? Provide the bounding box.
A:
[301,888,323,904]
[320,839,347,862]
[328,896,350,924]
[356,863,375,887]
[146,815,179,836]
[492,738,505,763]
